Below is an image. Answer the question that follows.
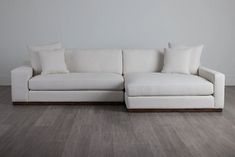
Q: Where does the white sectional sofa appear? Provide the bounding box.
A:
[11,49,225,111]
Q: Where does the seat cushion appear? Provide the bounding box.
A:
[29,73,124,91]
[125,73,213,96]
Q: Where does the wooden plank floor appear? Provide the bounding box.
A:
[0,86,235,157]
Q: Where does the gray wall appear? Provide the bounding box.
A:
[0,0,235,85]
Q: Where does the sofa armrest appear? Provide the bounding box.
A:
[198,67,225,108]
[11,66,33,102]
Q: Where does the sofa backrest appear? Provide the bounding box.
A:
[65,49,123,74]
[123,49,164,74]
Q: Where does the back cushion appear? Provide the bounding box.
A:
[65,49,122,74]
[123,49,164,74]
[28,42,62,74]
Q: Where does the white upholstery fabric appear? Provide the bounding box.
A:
[125,73,213,96]
[125,94,214,109]
[162,48,192,74]
[123,49,164,74]
[11,57,224,109]
[29,91,124,102]
[29,73,124,91]
[28,42,62,74]
[168,43,203,74]
[39,49,69,75]
[65,49,122,74]
[199,67,225,108]
[11,66,33,102]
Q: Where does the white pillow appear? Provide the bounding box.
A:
[168,43,204,74]
[28,42,62,74]
[39,49,69,75]
[162,48,192,74]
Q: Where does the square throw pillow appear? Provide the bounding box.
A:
[162,48,192,74]
[39,49,69,75]
[28,42,62,74]
[168,42,204,74]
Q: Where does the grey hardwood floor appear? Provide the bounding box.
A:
[0,86,235,157]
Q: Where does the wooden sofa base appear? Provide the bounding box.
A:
[13,102,125,106]
[13,102,222,112]
[127,108,223,112]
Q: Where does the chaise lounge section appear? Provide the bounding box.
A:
[123,49,224,111]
